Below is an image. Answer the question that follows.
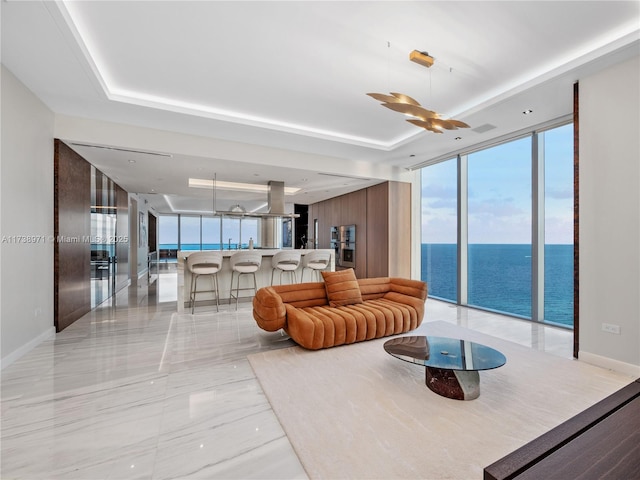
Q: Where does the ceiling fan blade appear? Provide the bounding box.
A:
[407,119,443,133]
[446,119,471,128]
[431,119,457,130]
[389,92,421,106]
[367,92,405,104]
[382,102,439,120]
[406,119,431,128]
[369,90,465,134]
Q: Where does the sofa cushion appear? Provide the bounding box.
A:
[285,297,423,350]
[321,268,363,307]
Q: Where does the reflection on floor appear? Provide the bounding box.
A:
[1,271,574,479]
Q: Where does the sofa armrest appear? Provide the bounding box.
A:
[388,277,428,301]
[253,287,287,332]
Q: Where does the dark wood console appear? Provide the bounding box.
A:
[484,378,640,480]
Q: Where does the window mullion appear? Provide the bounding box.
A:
[532,132,545,322]
[458,154,468,306]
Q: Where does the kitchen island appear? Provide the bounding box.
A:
[177,249,335,310]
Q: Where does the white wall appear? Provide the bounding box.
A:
[579,55,640,375]
[1,66,56,368]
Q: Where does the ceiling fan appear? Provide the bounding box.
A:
[366,92,470,133]
[367,50,470,134]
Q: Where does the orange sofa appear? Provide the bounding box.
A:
[252,275,427,350]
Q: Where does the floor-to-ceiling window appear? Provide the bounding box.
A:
[222,217,241,250]
[242,217,259,249]
[467,136,532,317]
[159,214,262,252]
[421,158,458,302]
[543,124,574,326]
[158,214,179,263]
[420,122,574,327]
[179,215,201,251]
[202,216,221,249]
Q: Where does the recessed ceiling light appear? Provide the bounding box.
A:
[128,159,136,163]
[409,154,415,158]
[522,109,533,115]
[455,137,462,140]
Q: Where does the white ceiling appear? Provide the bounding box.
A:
[2,1,639,213]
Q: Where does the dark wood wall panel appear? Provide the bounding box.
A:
[573,81,580,359]
[54,139,91,332]
[310,180,411,279]
[366,182,389,278]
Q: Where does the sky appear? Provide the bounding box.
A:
[421,123,574,244]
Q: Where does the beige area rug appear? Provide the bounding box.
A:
[248,321,633,480]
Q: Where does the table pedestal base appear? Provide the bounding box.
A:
[425,367,480,400]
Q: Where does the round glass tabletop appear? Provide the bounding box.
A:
[383,335,506,372]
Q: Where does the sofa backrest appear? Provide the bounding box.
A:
[268,276,426,307]
[270,281,329,308]
[357,277,391,301]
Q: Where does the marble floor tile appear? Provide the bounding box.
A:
[1,272,575,479]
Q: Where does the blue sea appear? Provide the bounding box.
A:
[160,243,245,251]
[421,244,574,327]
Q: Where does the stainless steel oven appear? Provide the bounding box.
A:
[331,224,356,269]
[341,245,355,268]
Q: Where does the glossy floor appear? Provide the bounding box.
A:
[1,271,574,479]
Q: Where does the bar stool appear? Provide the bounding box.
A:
[271,250,302,285]
[301,250,331,282]
[229,250,262,310]
[187,251,223,313]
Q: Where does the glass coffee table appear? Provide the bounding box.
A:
[383,335,506,400]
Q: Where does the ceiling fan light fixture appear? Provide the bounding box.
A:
[409,50,434,68]
[367,50,470,134]
[370,92,470,134]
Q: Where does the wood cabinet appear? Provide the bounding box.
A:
[366,181,411,278]
[309,181,410,279]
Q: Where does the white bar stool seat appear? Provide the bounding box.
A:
[301,250,331,282]
[187,251,223,313]
[271,250,302,285]
[229,251,262,310]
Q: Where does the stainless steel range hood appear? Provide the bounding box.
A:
[208,178,299,248]
[215,180,299,218]
[267,180,285,215]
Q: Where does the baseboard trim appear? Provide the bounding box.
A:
[579,350,640,377]
[1,326,55,370]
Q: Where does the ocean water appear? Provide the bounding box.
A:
[421,244,574,326]
[160,243,246,251]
